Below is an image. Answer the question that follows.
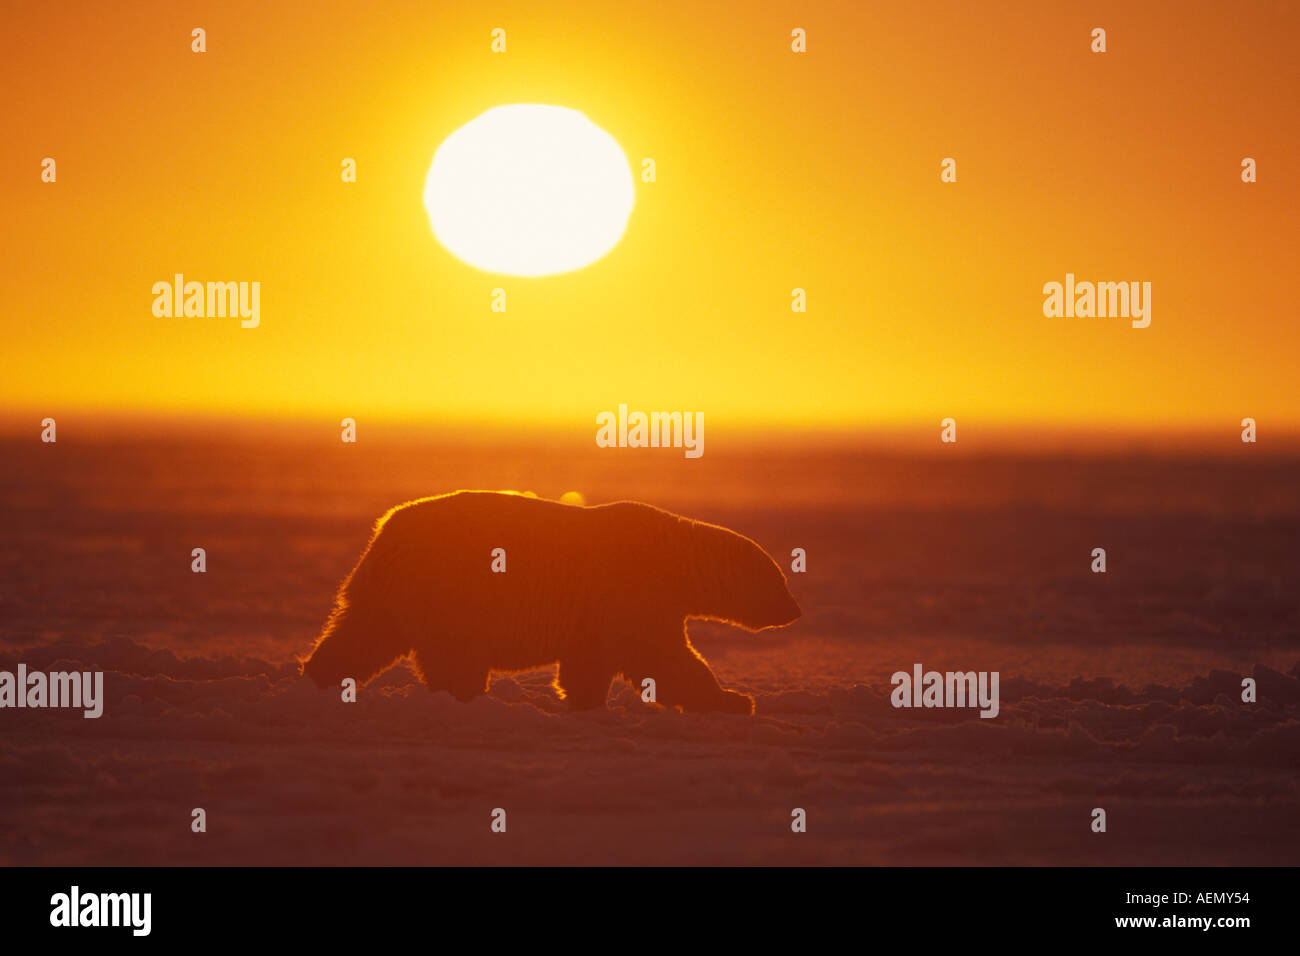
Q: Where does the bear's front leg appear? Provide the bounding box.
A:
[411,649,489,703]
[639,641,755,716]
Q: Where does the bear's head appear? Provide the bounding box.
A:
[679,517,801,631]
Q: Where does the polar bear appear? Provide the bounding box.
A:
[300,491,800,714]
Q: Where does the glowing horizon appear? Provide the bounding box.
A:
[2,1,1297,432]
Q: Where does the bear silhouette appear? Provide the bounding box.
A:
[300,491,800,714]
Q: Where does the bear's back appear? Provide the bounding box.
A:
[376,491,587,543]
[352,493,684,635]
[367,492,679,583]
[380,491,670,535]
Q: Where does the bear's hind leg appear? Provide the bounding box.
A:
[411,649,489,703]
[554,659,615,711]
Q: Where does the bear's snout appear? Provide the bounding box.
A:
[744,588,801,630]
[771,591,801,627]
[780,594,801,625]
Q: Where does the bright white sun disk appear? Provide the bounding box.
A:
[423,104,635,277]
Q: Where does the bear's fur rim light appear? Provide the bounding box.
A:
[299,491,800,715]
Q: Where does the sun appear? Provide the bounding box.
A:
[423,104,635,277]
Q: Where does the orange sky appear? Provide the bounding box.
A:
[2,0,1297,433]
